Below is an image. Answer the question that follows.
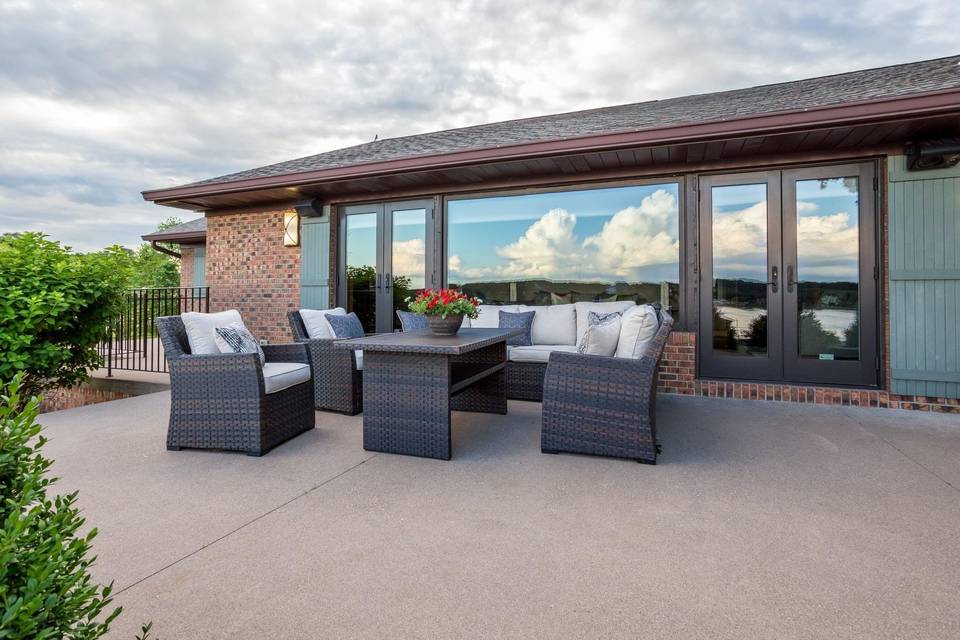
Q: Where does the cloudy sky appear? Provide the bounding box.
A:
[1,0,957,251]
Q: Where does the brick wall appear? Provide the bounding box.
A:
[180,245,196,288]
[206,208,300,344]
[656,331,959,413]
[40,384,130,413]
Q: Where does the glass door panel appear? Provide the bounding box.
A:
[343,210,379,333]
[782,164,877,386]
[698,172,783,381]
[386,208,428,331]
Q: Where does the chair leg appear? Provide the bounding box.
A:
[541,448,559,455]
[167,445,181,451]
[636,458,656,465]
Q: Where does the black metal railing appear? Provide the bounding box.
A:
[98,287,209,375]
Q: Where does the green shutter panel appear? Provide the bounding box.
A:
[300,217,331,309]
[888,155,960,398]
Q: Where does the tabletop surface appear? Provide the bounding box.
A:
[333,328,521,355]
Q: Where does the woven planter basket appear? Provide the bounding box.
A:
[426,314,464,336]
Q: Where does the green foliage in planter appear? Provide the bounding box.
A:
[0,374,121,638]
[0,233,130,400]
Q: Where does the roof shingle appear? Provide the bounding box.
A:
[180,55,960,189]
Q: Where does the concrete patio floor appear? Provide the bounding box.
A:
[40,392,960,639]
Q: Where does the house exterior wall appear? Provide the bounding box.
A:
[205,208,300,344]
[179,244,196,288]
[196,150,960,411]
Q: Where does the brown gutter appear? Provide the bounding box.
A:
[149,240,181,259]
[141,230,206,243]
[142,87,960,204]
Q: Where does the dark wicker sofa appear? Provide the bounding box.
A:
[540,313,673,464]
[156,316,315,456]
[288,311,363,415]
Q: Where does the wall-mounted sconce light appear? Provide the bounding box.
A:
[283,210,300,246]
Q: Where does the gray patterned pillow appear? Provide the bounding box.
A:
[325,312,365,339]
[213,322,265,364]
[588,310,623,326]
[396,310,429,332]
[499,310,535,346]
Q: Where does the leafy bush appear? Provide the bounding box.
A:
[0,233,130,400]
[0,374,121,638]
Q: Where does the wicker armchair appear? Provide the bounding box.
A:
[156,316,315,456]
[540,313,673,464]
[288,311,363,415]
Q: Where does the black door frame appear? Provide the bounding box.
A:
[338,198,436,333]
[698,171,784,381]
[781,162,878,386]
[698,162,879,387]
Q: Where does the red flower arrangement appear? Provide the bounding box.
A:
[407,288,481,319]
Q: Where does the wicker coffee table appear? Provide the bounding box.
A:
[335,328,519,460]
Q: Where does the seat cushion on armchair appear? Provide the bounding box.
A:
[517,304,576,345]
[262,362,311,394]
[615,304,660,359]
[181,309,244,354]
[574,301,635,344]
[299,308,346,339]
[354,351,364,370]
[509,344,579,363]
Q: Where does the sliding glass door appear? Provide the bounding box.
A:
[339,199,435,334]
[699,163,878,387]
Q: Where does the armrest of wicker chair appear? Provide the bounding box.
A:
[262,342,310,365]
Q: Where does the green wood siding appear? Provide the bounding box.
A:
[888,155,960,398]
[300,217,331,309]
[193,246,206,288]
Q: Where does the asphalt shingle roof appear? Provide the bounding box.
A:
[141,217,206,240]
[184,55,960,189]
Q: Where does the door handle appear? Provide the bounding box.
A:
[376,272,381,290]
[385,272,392,290]
[767,266,779,293]
[786,265,797,293]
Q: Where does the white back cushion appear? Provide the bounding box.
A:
[574,301,635,344]
[472,304,519,328]
[616,305,660,359]
[181,309,243,355]
[300,307,345,339]
[517,304,577,345]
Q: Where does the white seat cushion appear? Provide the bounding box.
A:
[355,350,363,370]
[508,344,579,363]
[616,305,660,359]
[574,301,635,344]
[262,362,311,394]
[181,310,244,355]
[517,304,576,345]
[471,304,519,328]
[299,308,346,339]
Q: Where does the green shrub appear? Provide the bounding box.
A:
[0,374,121,638]
[0,233,130,401]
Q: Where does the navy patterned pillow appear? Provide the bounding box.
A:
[499,310,535,346]
[213,322,265,364]
[325,311,365,339]
[396,310,429,332]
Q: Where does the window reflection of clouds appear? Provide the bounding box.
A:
[447,184,680,285]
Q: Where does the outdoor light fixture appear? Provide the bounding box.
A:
[283,210,300,246]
